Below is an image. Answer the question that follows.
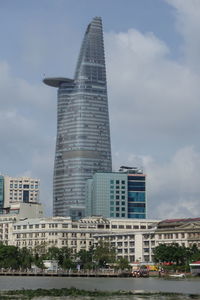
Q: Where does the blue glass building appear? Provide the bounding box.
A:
[44,17,112,219]
[86,166,146,219]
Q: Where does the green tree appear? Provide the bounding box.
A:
[76,248,94,269]
[59,247,75,269]
[153,243,171,263]
[153,243,200,266]
[19,247,33,270]
[0,244,20,269]
[45,247,61,260]
[93,241,116,268]
[117,257,131,270]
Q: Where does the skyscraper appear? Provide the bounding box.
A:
[44,17,112,219]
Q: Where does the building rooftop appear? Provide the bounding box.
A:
[160,218,200,223]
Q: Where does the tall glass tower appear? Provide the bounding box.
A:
[44,17,112,219]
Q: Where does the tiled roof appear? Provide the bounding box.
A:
[190,261,200,265]
[160,218,200,223]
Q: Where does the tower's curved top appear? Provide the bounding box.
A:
[43,17,105,88]
[74,17,106,83]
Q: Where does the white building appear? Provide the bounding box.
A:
[0,202,43,245]
[3,175,40,208]
[154,218,200,249]
[1,215,159,262]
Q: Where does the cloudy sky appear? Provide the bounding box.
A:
[0,0,200,219]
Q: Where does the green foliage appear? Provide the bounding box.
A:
[93,241,116,267]
[117,257,131,270]
[18,247,33,270]
[43,246,75,269]
[153,243,200,266]
[0,243,20,269]
[76,248,95,269]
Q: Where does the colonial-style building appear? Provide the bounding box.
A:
[0,204,200,264]
[155,218,200,249]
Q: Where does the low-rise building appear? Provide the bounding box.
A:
[0,202,44,245]
[1,213,200,264]
[155,218,200,248]
[6,216,158,262]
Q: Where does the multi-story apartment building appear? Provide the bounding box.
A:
[0,175,40,208]
[155,218,200,249]
[86,166,146,219]
[44,17,112,219]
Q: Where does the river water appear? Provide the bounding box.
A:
[0,276,199,299]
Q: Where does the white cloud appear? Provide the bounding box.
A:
[127,146,200,219]
[105,2,200,219]
[0,60,55,216]
[166,0,200,71]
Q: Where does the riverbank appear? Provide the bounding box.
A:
[0,269,194,278]
[1,288,200,300]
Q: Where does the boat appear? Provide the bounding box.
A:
[169,273,185,278]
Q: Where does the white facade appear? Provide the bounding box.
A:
[0,202,43,245]
[3,176,40,207]
[0,215,158,262]
[154,218,200,249]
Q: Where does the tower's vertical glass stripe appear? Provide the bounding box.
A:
[44,17,112,219]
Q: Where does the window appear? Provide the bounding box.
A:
[23,184,29,189]
[133,225,139,229]
[141,226,146,229]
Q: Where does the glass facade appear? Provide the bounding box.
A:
[128,175,146,218]
[86,169,146,219]
[44,17,112,219]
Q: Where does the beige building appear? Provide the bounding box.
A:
[1,209,200,264]
[155,218,200,249]
[1,214,158,262]
[3,176,40,207]
[0,202,43,246]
